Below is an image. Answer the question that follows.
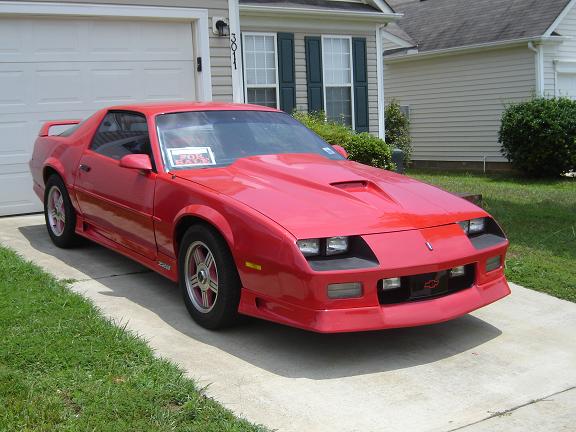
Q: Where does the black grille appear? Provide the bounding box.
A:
[378,264,476,305]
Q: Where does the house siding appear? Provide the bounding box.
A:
[29,0,233,101]
[242,25,380,135]
[543,4,576,96]
[384,46,536,162]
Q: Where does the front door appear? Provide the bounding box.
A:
[74,111,157,257]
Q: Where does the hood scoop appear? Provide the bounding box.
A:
[331,180,369,191]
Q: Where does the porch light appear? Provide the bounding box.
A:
[213,18,230,37]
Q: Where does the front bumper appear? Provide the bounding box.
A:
[240,274,509,332]
[238,223,511,333]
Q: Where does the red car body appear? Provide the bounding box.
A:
[30,102,510,333]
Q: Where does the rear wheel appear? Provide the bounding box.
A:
[44,175,80,248]
[179,225,241,329]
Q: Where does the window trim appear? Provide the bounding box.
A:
[242,31,280,109]
[321,35,355,130]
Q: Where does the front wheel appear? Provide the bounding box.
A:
[44,175,80,248]
[178,225,241,329]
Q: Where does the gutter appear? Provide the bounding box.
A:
[239,4,402,23]
[384,36,567,63]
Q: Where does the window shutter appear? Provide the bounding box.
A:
[305,36,323,112]
[277,33,296,113]
[352,37,369,132]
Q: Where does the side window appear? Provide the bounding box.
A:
[90,112,152,161]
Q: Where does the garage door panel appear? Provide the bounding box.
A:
[0,170,40,216]
[558,73,576,99]
[0,69,27,107]
[0,120,30,163]
[36,68,84,106]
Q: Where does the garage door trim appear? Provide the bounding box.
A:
[0,1,213,101]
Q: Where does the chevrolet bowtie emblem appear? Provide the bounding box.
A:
[425,241,434,251]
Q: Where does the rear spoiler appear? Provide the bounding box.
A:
[39,120,82,137]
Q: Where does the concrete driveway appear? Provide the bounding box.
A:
[1,214,575,432]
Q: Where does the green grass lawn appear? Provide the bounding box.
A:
[0,246,263,432]
[409,170,576,302]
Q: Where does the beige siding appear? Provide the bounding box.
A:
[30,0,233,101]
[543,4,576,96]
[242,24,380,135]
[384,46,535,162]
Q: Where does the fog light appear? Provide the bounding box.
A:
[382,277,401,290]
[450,266,466,277]
[486,256,501,272]
[327,282,363,299]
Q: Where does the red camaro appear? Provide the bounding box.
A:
[30,102,510,332]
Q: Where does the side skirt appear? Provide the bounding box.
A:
[74,215,178,282]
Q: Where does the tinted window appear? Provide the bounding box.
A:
[91,112,152,161]
[156,110,343,171]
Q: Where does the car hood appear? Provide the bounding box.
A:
[175,154,486,238]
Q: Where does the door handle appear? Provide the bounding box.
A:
[79,164,91,172]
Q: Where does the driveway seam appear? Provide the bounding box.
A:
[445,385,576,431]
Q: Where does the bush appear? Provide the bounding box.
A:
[385,100,412,164]
[293,111,393,170]
[499,97,576,177]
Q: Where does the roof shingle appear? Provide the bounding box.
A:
[388,0,572,52]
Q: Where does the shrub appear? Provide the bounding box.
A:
[293,111,393,170]
[499,97,576,177]
[385,100,412,164]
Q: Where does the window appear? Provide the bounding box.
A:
[243,33,279,108]
[156,110,343,170]
[91,111,152,162]
[322,36,354,127]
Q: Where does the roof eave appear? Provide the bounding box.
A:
[384,36,569,62]
[239,4,402,23]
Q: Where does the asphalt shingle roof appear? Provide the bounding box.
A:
[387,0,572,52]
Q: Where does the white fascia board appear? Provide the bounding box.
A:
[367,0,395,14]
[544,0,576,37]
[239,4,401,23]
[382,30,414,49]
[384,36,568,63]
[0,1,208,20]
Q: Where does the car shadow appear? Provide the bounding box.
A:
[20,223,503,380]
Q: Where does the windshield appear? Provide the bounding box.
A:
[155,110,344,170]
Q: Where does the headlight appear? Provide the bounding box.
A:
[326,236,349,255]
[297,239,320,257]
[458,217,485,235]
[297,236,350,257]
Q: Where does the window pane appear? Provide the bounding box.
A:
[326,87,352,127]
[323,37,351,86]
[90,112,152,160]
[244,34,277,87]
[247,87,277,108]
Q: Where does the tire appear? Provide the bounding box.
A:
[178,225,241,329]
[44,174,80,248]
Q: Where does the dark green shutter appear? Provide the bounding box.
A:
[277,33,296,113]
[352,37,369,132]
[305,36,323,112]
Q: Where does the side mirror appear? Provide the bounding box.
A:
[119,154,152,172]
[332,145,348,159]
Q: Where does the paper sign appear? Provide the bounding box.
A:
[168,147,216,167]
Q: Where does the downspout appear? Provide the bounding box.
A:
[528,41,544,96]
[376,24,386,139]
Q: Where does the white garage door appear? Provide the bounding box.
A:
[0,16,196,216]
[558,73,576,99]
